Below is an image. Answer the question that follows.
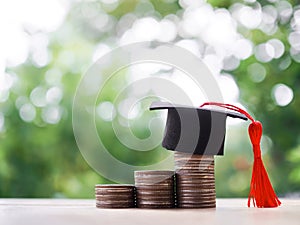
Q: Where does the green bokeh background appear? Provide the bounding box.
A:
[0,0,299,198]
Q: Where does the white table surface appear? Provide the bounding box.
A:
[0,198,299,225]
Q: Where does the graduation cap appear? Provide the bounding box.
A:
[150,101,247,156]
[149,101,281,208]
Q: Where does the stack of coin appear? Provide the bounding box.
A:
[135,170,175,208]
[175,152,216,208]
[95,184,135,208]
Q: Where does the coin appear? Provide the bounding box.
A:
[177,196,215,200]
[96,203,135,208]
[177,193,215,199]
[95,184,135,208]
[135,181,174,186]
[175,152,216,209]
[136,189,174,194]
[135,170,175,209]
[177,203,216,208]
[135,170,175,177]
[137,204,174,209]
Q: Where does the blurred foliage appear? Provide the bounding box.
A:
[0,0,299,198]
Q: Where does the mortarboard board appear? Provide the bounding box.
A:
[150,101,247,156]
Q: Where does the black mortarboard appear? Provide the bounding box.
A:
[150,101,247,155]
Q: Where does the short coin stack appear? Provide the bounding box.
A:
[175,152,216,208]
[95,184,135,208]
[135,170,175,208]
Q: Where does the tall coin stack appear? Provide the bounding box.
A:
[95,184,135,208]
[175,152,216,208]
[135,170,175,209]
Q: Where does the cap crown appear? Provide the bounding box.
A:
[150,102,247,155]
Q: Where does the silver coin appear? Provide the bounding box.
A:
[177,184,215,188]
[177,189,215,193]
[96,204,135,208]
[95,194,133,198]
[135,170,175,176]
[175,160,214,164]
[96,201,135,205]
[177,204,216,208]
[135,180,174,184]
[137,197,174,201]
[137,204,174,209]
[95,188,134,192]
[95,184,134,188]
[177,179,215,183]
[176,166,215,170]
[177,192,216,197]
[136,185,174,190]
[137,192,174,197]
[177,196,216,201]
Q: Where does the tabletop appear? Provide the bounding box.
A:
[0,198,299,225]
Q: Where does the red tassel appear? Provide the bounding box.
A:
[200,102,281,208]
